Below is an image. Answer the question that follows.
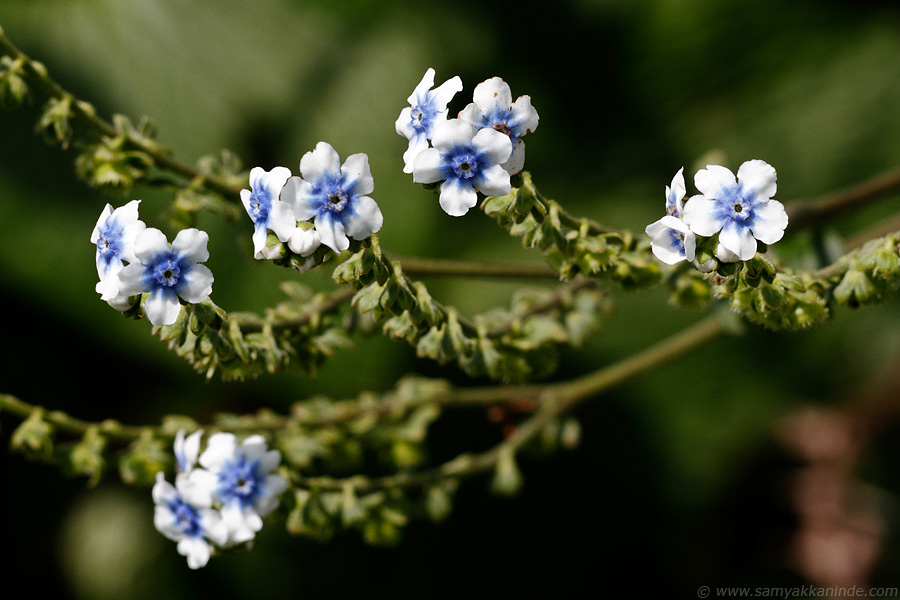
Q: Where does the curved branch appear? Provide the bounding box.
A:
[787,166,900,229]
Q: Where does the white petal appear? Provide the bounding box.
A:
[344,195,383,240]
[281,176,318,221]
[472,76,513,111]
[239,435,269,462]
[395,106,414,138]
[475,164,511,198]
[341,153,374,197]
[401,133,430,174]
[199,433,238,471]
[177,264,214,304]
[300,141,341,183]
[502,140,526,176]
[116,263,148,297]
[255,473,288,516]
[750,199,788,244]
[694,164,736,199]
[133,228,170,264]
[472,127,513,165]
[682,196,723,236]
[258,448,282,474]
[220,502,261,544]
[412,148,447,184]
[509,94,539,136]
[152,472,177,504]
[457,103,483,128]
[172,228,210,264]
[737,159,777,200]
[200,509,230,547]
[431,75,463,111]
[97,262,124,300]
[315,211,349,252]
[718,223,758,261]
[430,119,477,153]
[144,289,182,326]
[178,469,217,508]
[91,203,113,243]
[154,506,182,541]
[268,201,298,242]
[439,178,478,217]
[251,225,269,256]
[407,67,436,105]
[177,536,212,569]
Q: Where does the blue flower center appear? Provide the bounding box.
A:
[714,184,755,226]
[168,496,203,537]
[249,190,270,222]
[153,259,181,287]
[218,456,262,508]
[327,189,348,210]
[668,229,686,253]
[96,220,124,266]
[451,153,478,179]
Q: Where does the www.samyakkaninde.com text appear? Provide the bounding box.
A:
[696,585,898,598]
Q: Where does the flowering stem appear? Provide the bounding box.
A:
[296,314,728,492]
[0,26,239,198]
[393,256,556,280]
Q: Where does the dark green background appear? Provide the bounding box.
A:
[3,0,900,597]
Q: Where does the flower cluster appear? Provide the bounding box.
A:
[396,68,539,217]
[241,142,383,258]
[645,160,788,269]
[153,430,288,569]
[91,200,214,325]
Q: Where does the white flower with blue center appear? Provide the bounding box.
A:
[240,166,297,260]
[90,199,146,309]
[458,76,539,176]
[645,168,696,264]
[682,160,788,262]
[153,471,229,569]
[197,432,288,544]
[395,68,463,174]
[412,118,513,217]
[116,228,214,326]
[281,142,383,253]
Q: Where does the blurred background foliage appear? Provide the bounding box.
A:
[3,0,900,597]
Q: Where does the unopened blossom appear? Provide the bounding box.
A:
[281,142,383,253]
[116,228,214,326]
[412,118,512,217]
[197,433,288,544]
[395,67,463,174]
[153,472,229,569]
[287,224,321,257]
[458,76,539,175]
[240,166,296,260]
[682,160,788,261]
[91,199,146,308]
